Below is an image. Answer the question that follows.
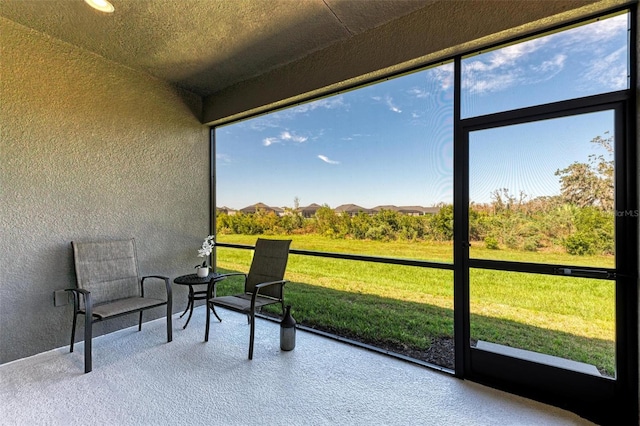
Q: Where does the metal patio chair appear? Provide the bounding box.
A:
[68,238,172,373]
[204,238,291,359]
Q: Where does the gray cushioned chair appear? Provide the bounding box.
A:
[205,238,291,359]
[68,238,172,373]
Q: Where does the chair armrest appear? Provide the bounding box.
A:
[250,280,287,310]
[66,288,89,296]
[214,272,246,279]
[207,272,246,299]
[141,275,172,302]
[66,288,92,317]
[254,280,287,291]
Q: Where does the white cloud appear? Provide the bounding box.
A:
[318,155,340,165]
[462,38,549,94]
[430,63,454,90]
[280,131,307,143]
[408,87,429,98]
[248,116,281,131]
[246,96,347,129]
[406,64,453,102]
[580,46,627,90]
[340,133,367,141]
[462,14,627,95]
[292,96,345,114]
[491,38,548,68]
[386,96,401,113]
[372,95,402,113]
[269,97,348,121]
[464,72,518,94]
[532,54,566,74]
[558,13,627,49]
[263,130,308,146]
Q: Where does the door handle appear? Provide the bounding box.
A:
[554,267,615,279]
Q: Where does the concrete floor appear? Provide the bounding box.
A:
[0,306,595,425]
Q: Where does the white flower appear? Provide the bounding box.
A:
[195,235,215,268]
[198,235,215,257]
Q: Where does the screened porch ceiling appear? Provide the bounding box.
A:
[0,0,619,100]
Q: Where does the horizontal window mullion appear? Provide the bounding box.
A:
[469,258,617,280]
[215,242,454,270]
[460,91,629,131]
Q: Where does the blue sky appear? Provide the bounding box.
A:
[469,110,614,203]
[216,13,628,210]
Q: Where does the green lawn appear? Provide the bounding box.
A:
[214,234,616,376]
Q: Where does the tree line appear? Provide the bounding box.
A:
[217,134,614,256]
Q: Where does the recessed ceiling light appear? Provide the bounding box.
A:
[84,0,115,13]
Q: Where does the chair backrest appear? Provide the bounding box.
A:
[72,239,141,305]
[245,238,292,299]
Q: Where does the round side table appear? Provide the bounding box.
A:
[173,273,223,329]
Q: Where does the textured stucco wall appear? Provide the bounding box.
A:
[0,18,208,364]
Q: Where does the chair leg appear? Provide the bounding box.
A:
[166,300,172,342]
[204,300,210,342]
[210,305,222,323]
[248,311,255,360]
[138,311,143,331]
[70,312,78,353]
[84,313,92,374]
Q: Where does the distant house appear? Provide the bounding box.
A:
[334,204,371,216]
[418,206,441,215]
[237,202,440,217]
[216,206,237,215]
[399,206,440,216]
[300,203,322,218]
[371,205,441,216]
[371,205,400,213]
[239,202,284,216]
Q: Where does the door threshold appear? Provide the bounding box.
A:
[475,341,602,377]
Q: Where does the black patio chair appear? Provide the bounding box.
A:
[68,238,172,373]
[204,238,291,359]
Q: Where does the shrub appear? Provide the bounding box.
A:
[429,204,453,241]
[504,235,519,250]
[365,224,393,241]
[398,228,418,241]
[523,237,539,252]
[564,233,597,255]
[485,236,499,250]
